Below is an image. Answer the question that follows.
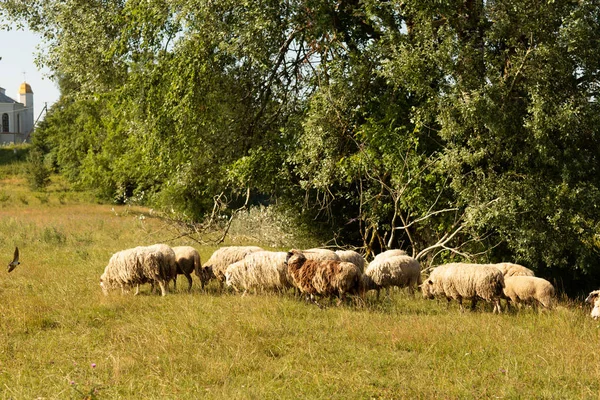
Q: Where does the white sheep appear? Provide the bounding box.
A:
[372,249,408,261]
[100,244,177,296]
[225,251,292,295]
[503,276,554,310]
[285,249,361,306]
[335,249,367,272]
[362,255,422,299]
[585,290,600,319]
[421,263,505,313]
[494,262,535,277]
[204,245,263,287]
[302,248,341,261]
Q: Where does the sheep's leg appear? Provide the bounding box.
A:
[458,297,465,313]
[310,294,325,309]
[493,299,502,314]
[470,298,478,311]
[173,276,178,292]
[376,288,381,301]
[157,280,168,296]
[185,272,193,291]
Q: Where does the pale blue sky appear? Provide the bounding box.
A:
[0,26,60,121]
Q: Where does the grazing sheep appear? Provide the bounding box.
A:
[225,251,292,295]
[225,260,249,294]
[172,246,207,291]
[285,249,361,306]
[204,246,263,286]
[302,248,341,261]
[100,244,177,296]
[494,262,535,277]
[362,255,422,299]
[503,276,555,310]
[373,249,408,261]
[421,263,505,313]
[335,249,367,272]
[585,290,600,319]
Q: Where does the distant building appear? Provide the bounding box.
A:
[0,82,34,144]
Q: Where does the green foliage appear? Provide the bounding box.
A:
[26,146,51,190]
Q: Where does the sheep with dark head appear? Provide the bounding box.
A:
[285,249,361,306]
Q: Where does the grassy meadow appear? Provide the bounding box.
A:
[0,146,598,399]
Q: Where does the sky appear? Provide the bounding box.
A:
[0,26,61,122]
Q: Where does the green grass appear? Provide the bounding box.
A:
[0,145,598,398]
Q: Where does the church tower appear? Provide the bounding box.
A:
[18,82,34,135]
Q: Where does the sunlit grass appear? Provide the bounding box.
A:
[0,145,598,398]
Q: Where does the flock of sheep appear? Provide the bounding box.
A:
[98,244,587,315]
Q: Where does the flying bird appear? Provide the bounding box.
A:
[7,247,19,272]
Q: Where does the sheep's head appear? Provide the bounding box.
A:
[420,279,435,299]
[585,290,600,304]
[359,274,376,294]
[198,266,215,284]
[285,249,305,265]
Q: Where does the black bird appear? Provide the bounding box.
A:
[7,247,19,272]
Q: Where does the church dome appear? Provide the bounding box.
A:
[19,82,33,94]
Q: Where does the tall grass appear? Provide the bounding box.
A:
[0,145,598,398]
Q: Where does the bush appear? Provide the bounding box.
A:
[26,147,51,190]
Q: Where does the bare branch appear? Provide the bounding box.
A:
[393,207,460,231]
[415,224,465,261]
[216,187,251,244]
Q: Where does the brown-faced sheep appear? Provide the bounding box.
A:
[335,249,367,272]
[100,244,177,296]
[362,255,421,299]
[285,249,361,306]
[225,251,292,295]
[204,246,263,287]
[421,263,504,313]
[503,276,554,310]
[494,262,535,277]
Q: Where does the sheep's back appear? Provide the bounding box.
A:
[494,262,535,277]
[335,250,367,272]
[365,255,421,288]
[206,246,263,282]
[445,263,504,301]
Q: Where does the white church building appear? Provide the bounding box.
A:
[0,82,34,144]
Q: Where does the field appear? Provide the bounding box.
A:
[0,146,599,399]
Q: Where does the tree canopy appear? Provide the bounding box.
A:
[3,0,600,294]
